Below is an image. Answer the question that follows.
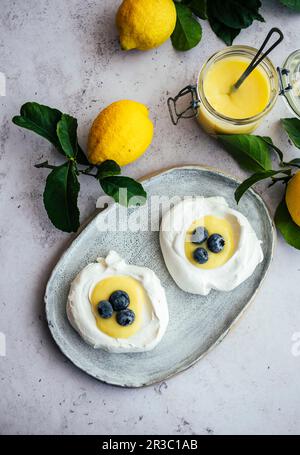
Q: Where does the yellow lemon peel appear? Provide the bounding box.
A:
[286,170,300,227]
[88,100,154,166]
[116,0,176,51]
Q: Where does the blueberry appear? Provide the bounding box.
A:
[116,309,135,326]
[193,247,208,264]
[191,226,208,244]
[207,234,225,253]
[109,290,130,311]
[97,300,113,319]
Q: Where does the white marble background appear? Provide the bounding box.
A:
[1,0,300,435]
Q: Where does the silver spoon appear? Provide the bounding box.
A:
[230,28,284,93]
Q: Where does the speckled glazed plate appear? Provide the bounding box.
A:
[45,166,275,387]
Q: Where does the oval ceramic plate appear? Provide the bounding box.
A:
[45,166,275,387]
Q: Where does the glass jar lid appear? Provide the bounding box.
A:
[281,49,300,118]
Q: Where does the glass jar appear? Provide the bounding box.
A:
[168,46,300,134]
[280,49,300,117]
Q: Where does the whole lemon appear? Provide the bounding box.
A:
[116,0,177,51]
[286,171,300,227]
[88,100,154,166]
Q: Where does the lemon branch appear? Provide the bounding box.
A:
[35,160,98,177]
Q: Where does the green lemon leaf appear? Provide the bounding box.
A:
[100,176,147,207]
[43,161,80,232]
[206,0,264,44]
[284,158,300,168]
[261,136,284,163]
[281,118,300,149]
[217,134,272,172]
[76,144,90,166]
[56,114,78,159]
[235,170,285,203]
[279,0,300,10]
[208,16,240,45]
[275,198,300,250]
[56,114,90,165]
[12,102,90,164]
[97,160,121,179]
[171,3,202,51]
[183,0,207,19]
[208,0,264,30]
[12,102,63,150]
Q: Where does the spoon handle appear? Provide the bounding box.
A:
[232,28,284,92]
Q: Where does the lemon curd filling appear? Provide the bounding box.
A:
[185,216,236,269]
[203,58,270,119]
[90,275,147,339]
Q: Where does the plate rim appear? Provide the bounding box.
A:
[45,164,276,388]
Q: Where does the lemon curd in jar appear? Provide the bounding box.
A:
[197,47,278,134]
[204,59,270,119]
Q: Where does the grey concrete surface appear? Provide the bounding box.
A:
[0,0,300,435]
